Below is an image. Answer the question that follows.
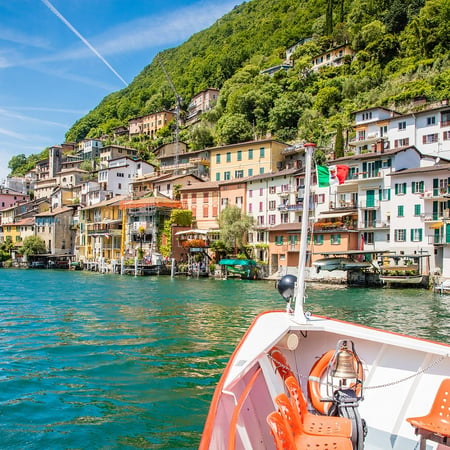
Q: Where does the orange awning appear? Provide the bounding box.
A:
[120,197,181,210]
[429,222,444,229]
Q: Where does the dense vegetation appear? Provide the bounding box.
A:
[9,0,450,175]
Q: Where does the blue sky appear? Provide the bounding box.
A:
[0,0,238,183]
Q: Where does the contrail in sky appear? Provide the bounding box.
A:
[40,0,128,87]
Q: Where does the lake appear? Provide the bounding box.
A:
[0,269,448,449]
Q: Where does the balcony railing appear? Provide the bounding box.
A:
[277,203,304,211]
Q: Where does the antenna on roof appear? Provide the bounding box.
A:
[158,55,182,175]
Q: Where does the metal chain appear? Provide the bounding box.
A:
[268,352,448,390]
[363,354,447,390]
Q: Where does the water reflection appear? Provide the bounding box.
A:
[0,270,448,449]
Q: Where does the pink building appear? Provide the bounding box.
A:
[0,188,29,211]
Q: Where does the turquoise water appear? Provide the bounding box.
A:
[0,269,449,449]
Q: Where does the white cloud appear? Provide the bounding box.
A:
[0,108,69,128]
[0,27,50,49]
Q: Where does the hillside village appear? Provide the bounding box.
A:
[1,93,450,283]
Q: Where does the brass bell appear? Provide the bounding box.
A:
[332,349,358,380]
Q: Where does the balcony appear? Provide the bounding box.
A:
[88,228,122,237]
[329,201,357,210]
[359,200,380,209]
[358,221,390,230]
[277,203,303,211]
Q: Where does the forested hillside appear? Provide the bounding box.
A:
[11,0,450,175]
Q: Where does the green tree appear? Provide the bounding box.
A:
[190,123,215,150]
[217,206,254,257]
[22,236,47,256]
[8,154,27,174]
[334,123,345,158]
[215,113,253,145]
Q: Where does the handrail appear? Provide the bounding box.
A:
[227,367,262,450]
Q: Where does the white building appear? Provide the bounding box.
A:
[97,157,155,196]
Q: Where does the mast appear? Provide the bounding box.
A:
[294,142,315,323]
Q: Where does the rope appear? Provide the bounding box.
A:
[267,352,448,390]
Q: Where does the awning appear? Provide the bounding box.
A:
[318,212,354,219]
[175,229,208,236]
[430,222,444,229]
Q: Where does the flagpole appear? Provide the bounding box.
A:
[294,142,315,323]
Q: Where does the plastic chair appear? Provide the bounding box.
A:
[285,375,352,438]
[267,410,296,450]
[407,378,450,450]
[274,393,353,449]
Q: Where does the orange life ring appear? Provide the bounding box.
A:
[269,347,294,381]
[308,349,363,415]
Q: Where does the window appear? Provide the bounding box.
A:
[269,200,276,210]
[313,234,324,245]
[259,188,264,196]
[426,116,436,125]
[248,169,253,176]
[423,134,438,144]
[397,205,404,217]
[224,171,231,180]
[226,152,231,162]
[203,192,209,202]
[216,173,220,181]
[364,232,374,244]
[259,202,263,212]
[257,231,265,242]
[330,234,341,245]
[394,138,409,148]
[259,167,264,175]
[257,216,264,226]
[394,229,406,241]
[275,235,284,245]
[216,154,221,164]
[281,213,288,223]
[442,111,450,126]
[414,204,421,216]
[411,181,424,193]
[411,228,423,242]
[237,150,242,161]
[235,196,243,208]
[394,183,407,195]
[235,170,244,178]
[259,147,265,158]
[380,188,391,201]
[288,235,298,246]
[269,186,276,194]
[248,203,252,213]
[248,149,253,160]
[398,121,406,130]
[269,214,276,225]
[444,131,450,141]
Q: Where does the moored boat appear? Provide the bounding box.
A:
[313,257,371,272]
[200,144,450,450]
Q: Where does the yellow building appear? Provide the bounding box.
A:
[78,195,127,262]
[209,139,288,182]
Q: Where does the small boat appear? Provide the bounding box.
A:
[313,257,371,272]
[218,259,259,280]
[379,274,424,285]
[433,279,450,294]
[200,144,450,450]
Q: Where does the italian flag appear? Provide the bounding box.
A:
[316,164,349,187]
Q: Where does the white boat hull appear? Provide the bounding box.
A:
[380,275,423,285]
[200,311,450,450]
